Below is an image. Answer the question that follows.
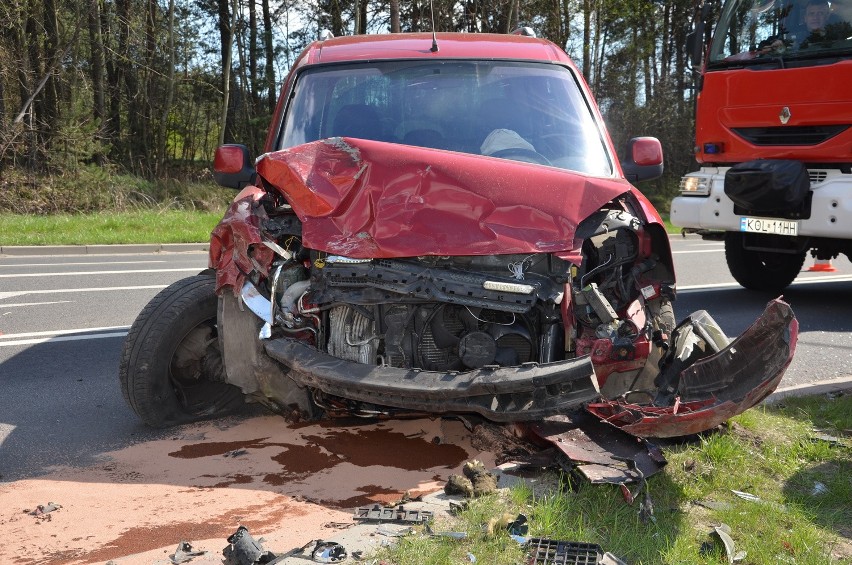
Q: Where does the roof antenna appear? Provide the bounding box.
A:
[429,0,439,52]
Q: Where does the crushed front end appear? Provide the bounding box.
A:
[207,137,796,434]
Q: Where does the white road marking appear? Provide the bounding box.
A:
[0,325,131,339]
[0,300,73,307]
[0,260,167,267]
[0,267,199,278]
[671,249,724,254]
[0,285,168,301]
[678,274,852,292]
[0,332,128,347]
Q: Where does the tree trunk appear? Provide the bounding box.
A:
[262,0,275,115]
[158,0,176,171]
[88,0,106,165]
[261,0,278,116]
[219,0,237,146]
[391,0,401,32]
[582,0,592,80]
[249,0,259,109]
[42,0,59,154]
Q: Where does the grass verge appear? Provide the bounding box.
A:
[0,210,225,245]
[382,394,852,564]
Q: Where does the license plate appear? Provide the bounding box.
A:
[740,216,798,236]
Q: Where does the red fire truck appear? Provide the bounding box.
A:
[671,0,852,291]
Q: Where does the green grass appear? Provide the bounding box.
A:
[381,394,852,564]
[0,210,225,245]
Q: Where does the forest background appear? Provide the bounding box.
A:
[0,0,703,218]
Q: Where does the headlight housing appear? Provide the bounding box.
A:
[679,175,711,196]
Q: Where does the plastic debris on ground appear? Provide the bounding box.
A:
[424,522,467,540]
[693,499,733,511]
[222,526,280,565]
[730,489,787,511]
[699,523,747,564]
[811,481,829,495]
[170,541,206,564]
[525,537,603,565]
[353,504,433,524]
[27,502,61,516]
[308,541,347,563]
[730,490,761,502]
[599,552,628,565]
[614,456,655,523]
[526,414,666,485]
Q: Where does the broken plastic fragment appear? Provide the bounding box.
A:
[310,541,347,563]
[700,523,747,564]
[352,504,433,524]
[506,514,529,536]
[171,541,206,564]
[731,489,761,502]
[222,526,278,565]
[525,538,603,564]
[28,502,61,516]
[600,552,629,565]
[693,499,733,511]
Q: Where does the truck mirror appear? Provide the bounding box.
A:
[687,18,706,67]
[621,137,664,183]
[213,144,256,189]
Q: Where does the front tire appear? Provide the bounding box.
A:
[724,232,806,291]
[119,275,244,427]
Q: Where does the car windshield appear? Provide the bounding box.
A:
[279,60,613,176]
[709,0,852,64]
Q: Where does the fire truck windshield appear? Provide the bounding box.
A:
[708,0,852,64]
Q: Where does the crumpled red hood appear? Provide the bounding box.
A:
[256,138,632,258]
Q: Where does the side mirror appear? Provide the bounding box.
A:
[213,144,256,189]
[687,11,707,67]
[621,137,664,183]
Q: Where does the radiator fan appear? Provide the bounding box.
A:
[417,304,533,371]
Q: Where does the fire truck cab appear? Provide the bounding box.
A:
[672,0,852,291]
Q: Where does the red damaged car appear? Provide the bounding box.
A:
[119,32,797,438]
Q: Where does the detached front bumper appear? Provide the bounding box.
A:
[587,298,798,438]
[264,339,600,422]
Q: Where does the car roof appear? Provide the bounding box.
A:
[296,32,573,67]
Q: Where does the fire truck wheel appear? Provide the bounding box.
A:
[724,232,806,292]
[119,274,244,428]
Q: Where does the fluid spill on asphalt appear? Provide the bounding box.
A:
[1,415,497,565]
[301,429,469,470]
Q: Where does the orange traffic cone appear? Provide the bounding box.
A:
[807,258,837,272]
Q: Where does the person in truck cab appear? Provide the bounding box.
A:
[800,0,852,46]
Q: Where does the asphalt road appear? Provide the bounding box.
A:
[1,238,851,482]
